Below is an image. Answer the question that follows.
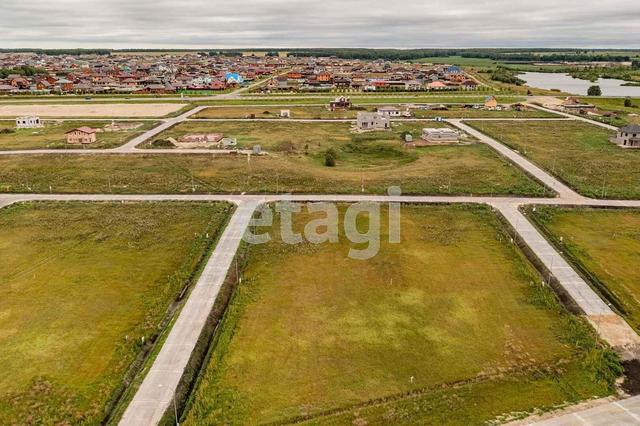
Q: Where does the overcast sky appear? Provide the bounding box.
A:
[2,0,639,49]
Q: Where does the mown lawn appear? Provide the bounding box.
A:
[183,204,620,425]
[0,201,232,424]
[0,120,159,150]
[467,120,640,199]
[528,207,640,332]
[0,147,545,196]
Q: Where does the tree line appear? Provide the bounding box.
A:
[0,65,46,78]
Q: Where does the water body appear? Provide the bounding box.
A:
[519,72,640,97]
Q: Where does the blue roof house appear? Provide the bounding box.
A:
[226,72,244,84]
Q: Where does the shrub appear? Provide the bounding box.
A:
[324,148,337,167]
[150,139,175,147]
[0,128,16,134]
[587,85,602,96]
[625,98,633,108]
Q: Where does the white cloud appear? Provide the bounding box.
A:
[1,0,639,48]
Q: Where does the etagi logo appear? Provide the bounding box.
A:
[244,187,402,260]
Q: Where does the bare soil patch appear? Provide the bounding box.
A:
[0,103,187,118]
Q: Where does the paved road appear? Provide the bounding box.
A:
[114,106,207,151]
[494,202,640,358]
[119,199,260,426]
[526,395,640,425]
[449,119,581,200]
[1,98,639,424]
[2,192,640,424]
[0,113,575,157]
[527,103,619,131]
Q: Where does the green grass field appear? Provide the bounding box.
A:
[0,120,159,150]
[193,105,559,120]
[467,120,640,199]
[528,207,640,332]
[194,105,361,119]
[194,95,525,106]
[0,144,545,196]
[147,120,452,153]
[183,204,620,425]
[578,97,640,127]
[0,201,232,424]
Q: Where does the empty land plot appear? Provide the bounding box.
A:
[529,207,640,332]
[183,204,620,425]
[578,97,640,127]
[194,105,360,119]
[193,105,559,120]
[0,103,187,118]
[467,120,640,199]
[0,120,159,150]
[410,106,560,119]
[147,120,453,152]
[195,96,525,106]
[0,201,232,424]
[0,146,544,196]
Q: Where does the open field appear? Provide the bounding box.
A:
[147,120,450,152]
[183,204,620,425]
[194,105,360,119]
[528,207,640,333]
[578,97,640,127]
[0,120,159,150]
[194,95,526,106]
[0,149,545,196]
[467,120,640,199]
[411,106,559,119]
[0,201,232,424]
[193,105,559,119]
[0,103,187,118]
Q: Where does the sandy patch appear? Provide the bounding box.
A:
[0,103,187,118]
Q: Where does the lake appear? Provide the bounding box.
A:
[519,72,640,97]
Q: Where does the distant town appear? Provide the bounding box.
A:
[0,52,481,95]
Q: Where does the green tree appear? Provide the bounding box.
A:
[632,60,640,70]
[324,148,337,167]
[625,98,633,108]
[587,85,602,96]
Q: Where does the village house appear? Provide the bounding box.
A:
[562,97,595,110]
[484,96,499,110]
[329,96,351,111]
[611,125,640,148]
[404,80,423,91]
[427,81,448,90]
[377,106,402,117]
[66,127,97,145]
[176,133,224,148]
[461,79,479,90]
[356,112,390,131]
[15,116,43,129]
